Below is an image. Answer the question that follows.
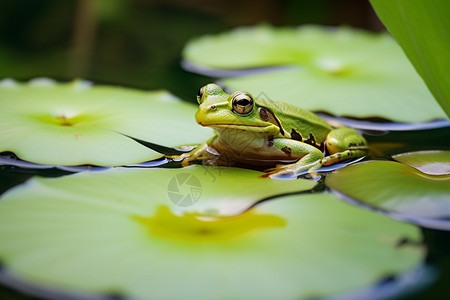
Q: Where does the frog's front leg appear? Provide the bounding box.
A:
[322,127,368,166]
[264,138,324,177]
[168,137,216,167]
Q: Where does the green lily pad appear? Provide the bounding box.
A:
[392,150,450,176]
[0,166,424,300]
[326,160,450,230]
[183,25,447,123]
[0,78,212,166]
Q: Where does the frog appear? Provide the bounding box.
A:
[175,83,368,178]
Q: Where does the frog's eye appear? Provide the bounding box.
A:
[232,92,254,115]
[197,86,206,104]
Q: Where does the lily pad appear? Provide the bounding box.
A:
[392,150,450,176]
[0,166,424,300]
[183,25,447,123]
[326,160,450,230]
[0,78,212,166]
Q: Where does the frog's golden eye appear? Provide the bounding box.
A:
[232,92,254,115]
[197,86,206,104]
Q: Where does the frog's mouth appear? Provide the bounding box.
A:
[200,123,274,132]
[199,123,265,129]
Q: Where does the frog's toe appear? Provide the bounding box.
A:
[181,157,191,167]
[262,165,297,178]
[263,161,324,179]
[165,153,192,167]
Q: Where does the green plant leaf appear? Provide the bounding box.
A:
[326,160,450,229]
[370,0,450,118]
[0,79,212,166]
[0,166,424,300]
[183,25,447,123]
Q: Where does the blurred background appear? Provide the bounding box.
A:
[0,0,384,101]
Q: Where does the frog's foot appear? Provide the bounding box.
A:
[166,153,189,166]
[262,160,322,179]
[166,142,212,167]
[178,153,195,167]
[168,153,210,167]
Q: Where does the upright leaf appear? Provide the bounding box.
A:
[370,0,450,117]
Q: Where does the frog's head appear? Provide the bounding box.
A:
[195,83,279,134]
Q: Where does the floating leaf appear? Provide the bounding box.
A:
[183,25,447,122]
[326,160,450,230]
[0,166,424,300]
[370,0,450,118]
[0,79,212,166]
[392,150,450,175]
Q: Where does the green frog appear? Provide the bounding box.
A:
[176,83,368,178]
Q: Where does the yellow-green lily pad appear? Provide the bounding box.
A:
[0,78,212,166]
[183,25,447,123]
[0,166,424,300]
[392,150,450,176]
[326,160,450,230]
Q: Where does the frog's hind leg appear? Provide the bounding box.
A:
[321,127,368,167]
[263,138,324,177]
[321,148,367,166]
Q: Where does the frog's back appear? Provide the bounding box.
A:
[256,97,332,143]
